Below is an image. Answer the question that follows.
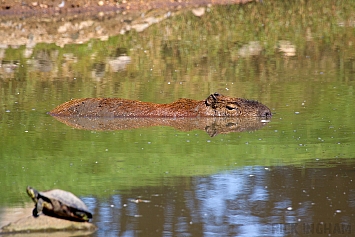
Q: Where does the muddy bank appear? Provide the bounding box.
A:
[0,7,174,47]
[0,0,251,17]
[0,0,251,47]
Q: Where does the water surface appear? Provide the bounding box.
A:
[1,1,355,236]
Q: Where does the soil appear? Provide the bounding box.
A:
[0,0,251,47]
[0,0,251,18]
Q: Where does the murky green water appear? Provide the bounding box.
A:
[1,1,355,236]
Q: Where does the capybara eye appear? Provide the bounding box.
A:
[226,104,237,110]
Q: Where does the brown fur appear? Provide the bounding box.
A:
[49,93,272,118]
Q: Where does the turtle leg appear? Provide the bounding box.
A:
[32,207,39,217]
[34,198,44,217]
[75,211,89,221]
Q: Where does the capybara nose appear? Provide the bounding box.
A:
[260,107,272,117]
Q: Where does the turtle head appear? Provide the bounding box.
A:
[26,186,39,202]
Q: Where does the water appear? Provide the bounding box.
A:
[1,1,355,236]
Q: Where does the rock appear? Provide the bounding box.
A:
[131,23,150,32]
[1,215,97,235]
[192,7,205,17]
[57,22,72,33]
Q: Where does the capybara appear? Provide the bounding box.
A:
[49,93,272,118]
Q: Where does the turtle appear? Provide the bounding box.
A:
[26,186,93,222]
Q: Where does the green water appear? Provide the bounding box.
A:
[1,0,355,235]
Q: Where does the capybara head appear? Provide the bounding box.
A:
[205,93,272,117]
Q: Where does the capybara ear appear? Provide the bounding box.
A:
[206,93,220,105]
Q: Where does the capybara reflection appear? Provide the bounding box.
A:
[49,93,272,118]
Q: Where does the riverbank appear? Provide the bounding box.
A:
[0,0,251,47]
[0,0,251,18]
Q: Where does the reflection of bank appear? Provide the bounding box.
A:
[50,116,271,137]
[91,56,131,80]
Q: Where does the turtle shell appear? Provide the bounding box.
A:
[39,189,92,220]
